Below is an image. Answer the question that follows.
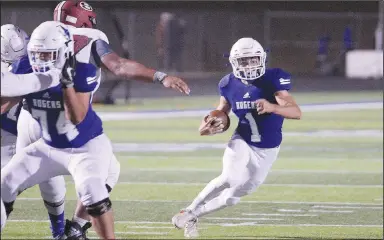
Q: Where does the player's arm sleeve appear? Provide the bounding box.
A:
[218,74,230,101]
[1,70,60,97]
[73,63,99,93]
[271,69,292,93]
[91,39,114,67]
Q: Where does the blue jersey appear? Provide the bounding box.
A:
[219,68,291,148]
[0,104,22,136]
[0,58,30,136]
[12,56,103,149]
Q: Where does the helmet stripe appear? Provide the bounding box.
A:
[56,1,66,22]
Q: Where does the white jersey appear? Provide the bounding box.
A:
[68,26,109,63]
[67,26,108,91]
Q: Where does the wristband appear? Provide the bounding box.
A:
[153,71,168,83]
[61,83,74,89]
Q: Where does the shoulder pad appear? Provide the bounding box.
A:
[71,27,109,44]
[218,73,232,88]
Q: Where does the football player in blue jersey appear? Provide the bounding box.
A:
[0,24,68,237]
[172,37,302,238]
[52,1,191,237]
[1,21,118,239]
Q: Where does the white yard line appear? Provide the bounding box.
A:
[204,217,285,221]
[312,205,383,209]
[15,198,383,206]
[112,141,384,153]
[7,220,382,228]
[278,209,304,212]
[124,226,175,229]
[218,223,383,228]
[63,181,383,188]
[122,167,383,174]
[308,209,354,213]
[98,102,383,121]
[89,230,169,235]
[242,213,318,217]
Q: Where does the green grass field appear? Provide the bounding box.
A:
[2,91,383,239]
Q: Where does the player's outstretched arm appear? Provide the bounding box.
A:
[1,69,61,97]
[199,96,232,136]
[255,90,302,120]
[92,39,190,94]
[101,52,190,95]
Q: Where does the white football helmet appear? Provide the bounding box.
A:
[27,21,73,72]
[229,37,266,81]
[1,24,29,64]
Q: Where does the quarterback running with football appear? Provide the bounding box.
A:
[171,37,302,238]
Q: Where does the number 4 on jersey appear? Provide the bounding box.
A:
[32,109,79,142]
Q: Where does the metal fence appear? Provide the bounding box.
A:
[0,3,379,75]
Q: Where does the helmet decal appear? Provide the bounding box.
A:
[79,2,93,11]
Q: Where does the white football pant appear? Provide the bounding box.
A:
[186,133,280,217]
[1,133,119,207]
[1,130,17,168]
[16,108,66,204]
[1,198,6,231]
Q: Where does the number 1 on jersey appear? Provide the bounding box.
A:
[245,112,261,142]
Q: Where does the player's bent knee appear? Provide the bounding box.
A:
[3,201,14,217]
[76,176,109,206]
[85,197,112,217]
[225,197,241,206]
[1,199,7,231]
[1,175,20,203]
[39,177,66,203]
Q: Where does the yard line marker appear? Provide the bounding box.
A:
[6,220,382,228]
[206,217,284,221]
[313,205,383,209]
[242,213,317,217]
[15,198,383,206]
[308,209,354,213]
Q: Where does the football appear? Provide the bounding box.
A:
[208,110,231,131]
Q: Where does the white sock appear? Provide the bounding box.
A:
[186,176,228,212]
[72,216,88,228]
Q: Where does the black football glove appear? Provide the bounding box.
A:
[60,52,76,88]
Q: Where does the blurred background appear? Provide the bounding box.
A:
[1,2,383,239]
[1,1,382,103]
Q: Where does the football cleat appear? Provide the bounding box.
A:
[64,219,92,240]
[171,209,197,229]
